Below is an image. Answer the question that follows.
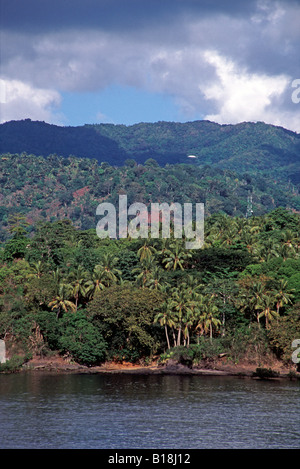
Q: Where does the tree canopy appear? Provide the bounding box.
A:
[0,208,299,368]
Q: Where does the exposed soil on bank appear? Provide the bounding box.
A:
[20,355,299,379]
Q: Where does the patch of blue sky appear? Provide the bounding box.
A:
[60,84,186,127]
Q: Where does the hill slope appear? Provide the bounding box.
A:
[0,152,299,241]
[0,119,299,183]
[0,119,299,241]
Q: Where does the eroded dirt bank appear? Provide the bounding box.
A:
[20,356,299,379]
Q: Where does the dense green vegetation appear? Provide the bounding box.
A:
[0,152,299,242]
[1,208,299,368]
[89,120,300,180]
[1,119,299,181]
[0,118,299,371]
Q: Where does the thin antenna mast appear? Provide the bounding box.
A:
[246,191,253,218]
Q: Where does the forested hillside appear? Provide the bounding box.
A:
[0,118,299,372]
[89,120,300,182]
[0,153,299,242]
[1,119,299,183]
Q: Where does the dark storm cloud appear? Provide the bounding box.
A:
[1,0,259,33]
[1,0,299,130]
[2,0,298,78]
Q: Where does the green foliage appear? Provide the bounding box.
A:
[87,285,164,361]
[2,234,28,261]
[288,273,300,302]
[166,341,226,366]
[264,207,300,231]
[267,303,300,363]
[0,119,299,369]
[0,206,299,368]
[0,354,31,373]
[222,324,270,363]
[35,310,63,350]
[167,346,195,367]
[59,311,107,366]
[160,324,271,367]
[0,141,299,242]
[192,247,254,276]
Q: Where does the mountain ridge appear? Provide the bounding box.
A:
[0,119,299,182]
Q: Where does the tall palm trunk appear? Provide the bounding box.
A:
[171,327,177,347]
[165,324,170,350]
[177,325,182,346]
[186,329,190,348]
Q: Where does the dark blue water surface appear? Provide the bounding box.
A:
[0,372,299,449]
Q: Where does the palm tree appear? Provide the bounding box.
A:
[67,265,88,310]
[180,274,203,297]
[182,309,194,348]
[257,238,280,261]
[155,238,171,257]
[277,240,296,260]
[146,265,166,291]
[205,278,236,336]
[256,292,278,328]
[194,295,207,343]
[210,213,232,236]
[169,288,193,346]
[132,259,154,288]
[202,297,221,343]
[162,241,191,271]
[51,267,66,295]
[234,217,248,235]
[95,253,122,286]
[220,226,238,247]
[85,265,106,299]
[27,260,44,279]
[251,281,266,324]
[248,216,263,234]
[281,229,298,251]
[203,230,219,248]
[48,284,76,318]
[240,231,259,255]
[154,301,176,350]
[237,278,266,324]
[274,279,294,315]
[137,240,157,262]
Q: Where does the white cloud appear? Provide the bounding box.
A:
[200,51,300,132]
[251,0,285,24]
[0,78,64,124]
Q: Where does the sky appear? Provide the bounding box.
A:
[0,0,300,131]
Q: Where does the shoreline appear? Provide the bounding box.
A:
[18,356,300,379]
